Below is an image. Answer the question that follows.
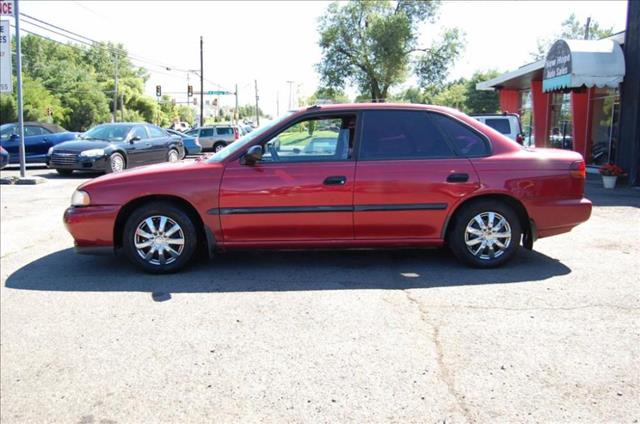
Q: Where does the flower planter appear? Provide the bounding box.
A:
[602,175,617,189]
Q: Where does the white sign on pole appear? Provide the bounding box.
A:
[0,20,11,93]
[0,1,14,16]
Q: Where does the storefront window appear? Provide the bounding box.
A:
[520,90,533,146]
[548,92,573,150]
[589,87,620,165]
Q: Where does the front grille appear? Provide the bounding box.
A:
[51,152,78,166]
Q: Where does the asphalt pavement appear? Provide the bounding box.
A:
[1,166,639,423]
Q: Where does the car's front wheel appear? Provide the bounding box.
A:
[106,152,126,173]
[448,200,521,268]
[122,202,198,273]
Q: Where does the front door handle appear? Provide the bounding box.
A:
[447,173,469,183]
[323,175,347,185]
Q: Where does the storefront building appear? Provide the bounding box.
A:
[477,6,639,186]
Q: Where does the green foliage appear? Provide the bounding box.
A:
[389,70,500,114]
[531,13,615,60]
[1,34,180,131]
[306,87,349,105]
[317,1,464,101]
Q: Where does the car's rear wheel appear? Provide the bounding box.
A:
[122,202,198,273]
[448,200,521,268]
[107,152,126,173]
[213,142,226,153]
[167,148,180,162]
[56,169,73,176]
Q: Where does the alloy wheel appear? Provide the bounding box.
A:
[464,211,512,260]
[110,154,125,173]
[134,215,185,265]
[168,150,179,162]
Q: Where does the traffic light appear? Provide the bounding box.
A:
[187,85,193,97]
[155,85,161,97]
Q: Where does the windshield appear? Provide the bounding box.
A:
[207,113,294,162]
[80,124,133,141]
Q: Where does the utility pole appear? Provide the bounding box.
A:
[199,36,204,127]
[120,92,124,121]
[584,17,591,40]
[13,0,27,178]
[254,79,260,127]
[234,83,239,125]
[286,80,293,110]
[276,90,280,116]
[113,52,118,123]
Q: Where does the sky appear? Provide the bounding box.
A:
[15,0,630,117]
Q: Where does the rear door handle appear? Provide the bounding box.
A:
[447,173,469,183]
[323,176,347,185]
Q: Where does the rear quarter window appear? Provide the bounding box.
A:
[216,127,233,135]
[429,113,490,157]
[484,118,512,135]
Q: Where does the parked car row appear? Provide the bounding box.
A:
[0,122,79,164]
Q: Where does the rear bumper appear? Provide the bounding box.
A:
[531,197,592,238]
[63,205,119,252]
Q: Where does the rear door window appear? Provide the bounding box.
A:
[429,113,490,157]
[359,110,454,160]
[200,128,214,137]
[484,118,512,135]
[215,127,233,136]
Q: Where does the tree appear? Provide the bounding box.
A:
[531,13,614,60]
[306,87,349,105]
[463,71,500,114]
[0,94,17,123]
[317,1,464,101]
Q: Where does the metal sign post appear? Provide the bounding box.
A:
[10,0,25,177]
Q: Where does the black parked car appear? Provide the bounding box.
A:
[47,123,185,175]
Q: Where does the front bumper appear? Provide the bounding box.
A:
[47,153,109,171]
[64,205,120,252]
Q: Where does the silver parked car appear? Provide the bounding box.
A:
[184,125,240,152]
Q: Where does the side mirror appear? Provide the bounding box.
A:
[241,145,263,165]
[129,136,140,144]
[10,134,19,141]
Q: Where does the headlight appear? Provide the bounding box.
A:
[79,148,105,158]
[71,190,91,207]
[48,147,54,156]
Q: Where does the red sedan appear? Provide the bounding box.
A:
[64,104,591,273]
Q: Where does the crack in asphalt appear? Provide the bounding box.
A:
[401,289,474,423]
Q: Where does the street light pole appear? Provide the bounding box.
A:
[113,52,118,123]
[286,80,293,111]
[199,36,204,127]
[254,79,260,127]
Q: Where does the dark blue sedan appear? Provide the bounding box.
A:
[0,122,79,164]
[166,128,202,155]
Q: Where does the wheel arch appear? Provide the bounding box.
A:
[113,194,207,253]
[443,193,533,245]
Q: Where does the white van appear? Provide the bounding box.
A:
[471,113,524,145]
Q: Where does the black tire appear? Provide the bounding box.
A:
[213,142,226,153]
[106,152,126,174]
[122,201,198,274]
[448,200,521,268]
[56,169,73,176]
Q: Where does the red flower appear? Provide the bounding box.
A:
[599,163,626,177]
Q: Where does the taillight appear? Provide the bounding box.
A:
[516,134,524,145]
[233,127,239,140]
[570,160,586,178]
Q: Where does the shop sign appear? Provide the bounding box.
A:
[543,40,573,91]
[0,20,11,93]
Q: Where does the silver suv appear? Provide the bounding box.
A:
[185,125,240,152]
